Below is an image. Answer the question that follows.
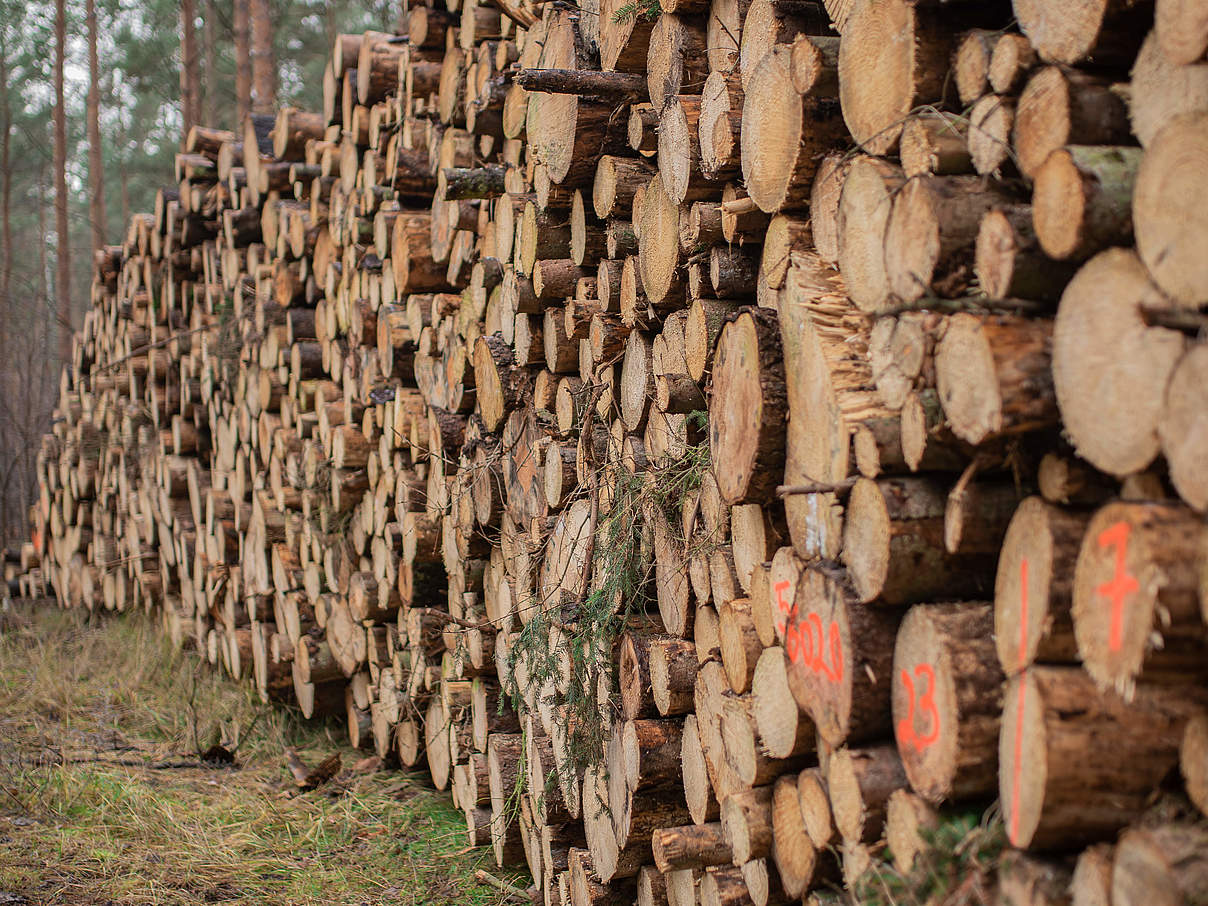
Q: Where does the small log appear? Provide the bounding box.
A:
[827,744,907,844]
[994,497,1089,674]
[1014,66,1132,180]
[934,312,1056,446]
[709,307,786,505]
[1033,145,1141,262]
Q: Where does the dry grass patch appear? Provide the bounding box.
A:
[0,602,526,905]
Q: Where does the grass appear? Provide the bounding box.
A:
[0,602,525,905]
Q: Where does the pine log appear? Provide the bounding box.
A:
[934,312,1056,445]
[1051,249,1187,477]
[837,0,957,155]
[1033,145,1140,262]
[885,788,939,874]
[1014,67,1132,180]
[994,497,1089,674]
[1013,0,1151,66]
[653,823,734,872]
[1130,29,1208,150]
[975,206,1078,302]
[900,112,971,179]
[1159,343,1208,511]
[1072,843,1115,906]
[892,602,1003,803]
[1071,500,1208,695]
[1112,822,1208,906]
[740,49,847,213]
[836,156,905,312]
[884,175,1023,305]
[1133,112,1208,307]
[827,744,907,844]
[842,477,996,606]
[784,567,901,747]
[999,666,1208,849]
[709,307,786,505]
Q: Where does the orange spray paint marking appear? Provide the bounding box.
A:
[896,663,940,752]
[1095,521,1138,653]
[1009,557,1028,846]
[785,613,843,685]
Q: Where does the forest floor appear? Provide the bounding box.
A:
[0,601,526,905]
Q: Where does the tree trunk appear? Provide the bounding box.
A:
[180,0,201,141]
[202,0,217,127]
[54,0,70,366]
[233,0,251,126]
[86,0,105,251]
[250,0,276,114]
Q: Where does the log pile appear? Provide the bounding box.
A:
[17,0,1208,902]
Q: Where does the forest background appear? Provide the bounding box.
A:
[0,0,401,544]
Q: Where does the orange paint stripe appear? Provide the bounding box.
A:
[1009,557,1028,846]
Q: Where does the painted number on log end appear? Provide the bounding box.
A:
[785,612,844,685]
[773,580,791,635]
[896,663,939,753]
[1096,521,1138,653]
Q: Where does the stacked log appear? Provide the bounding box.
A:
[18,0,1208,902]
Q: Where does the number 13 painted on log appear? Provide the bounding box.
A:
[896,663,939,752]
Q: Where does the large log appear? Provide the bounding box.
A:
[999,666,1208,850]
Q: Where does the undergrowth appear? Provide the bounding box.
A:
[507,411,714,794]
[0,604,522,905]
[854,809,1006,906]
[611,0,661,23]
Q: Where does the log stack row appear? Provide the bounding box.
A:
[19,0,1208,903]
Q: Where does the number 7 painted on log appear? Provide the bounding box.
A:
[1096,521,1138,653]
